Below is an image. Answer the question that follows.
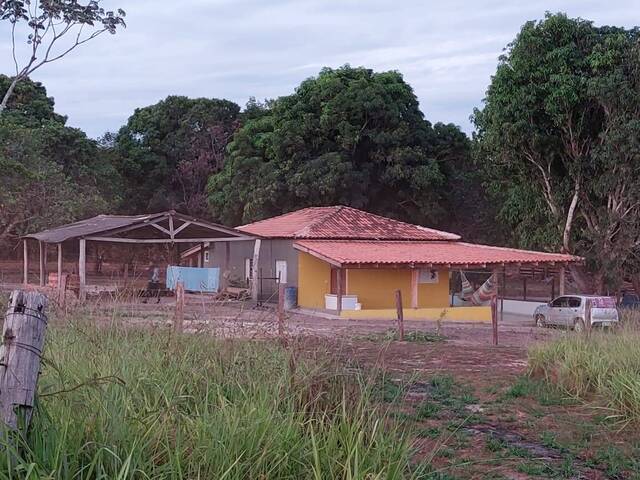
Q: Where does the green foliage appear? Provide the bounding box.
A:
[0,76,119,247]
[528,319,640,421]
[114,96,240,214]
[474,13,640,290]
[208,66,470,226]
[0,325,418,478]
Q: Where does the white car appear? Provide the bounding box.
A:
[534,295,619,331]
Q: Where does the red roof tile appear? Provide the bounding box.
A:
[293,240,582,267]
[237,206,460,241]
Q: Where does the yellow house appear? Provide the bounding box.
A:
[237,206,581,322]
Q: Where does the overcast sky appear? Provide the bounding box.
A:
[2,0,637,138]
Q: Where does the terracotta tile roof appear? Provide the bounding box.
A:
[293,240,582,267]
[237,206,461,241]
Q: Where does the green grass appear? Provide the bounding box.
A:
[360,329,446,344]
[0,324,419,479]
[528,316,640,421]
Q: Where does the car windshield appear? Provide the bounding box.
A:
[590,297,616,308]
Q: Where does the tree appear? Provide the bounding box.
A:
[1,0,125,113]
[0,75,119,249]
[113,96,241,214]
[474,13,640,292]
[208,66,468,227]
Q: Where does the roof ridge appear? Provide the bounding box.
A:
[296,205,345,237]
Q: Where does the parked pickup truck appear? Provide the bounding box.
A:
[534,295,619,331]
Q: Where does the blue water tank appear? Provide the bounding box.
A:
[284,286,298,310]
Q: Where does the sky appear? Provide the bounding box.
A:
[1,0,637,138]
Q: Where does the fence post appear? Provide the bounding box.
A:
[174,281,185,333]
[278,283,286,344]
[0,290,48,432]
[395,289,405,341]
[491,294,498,345]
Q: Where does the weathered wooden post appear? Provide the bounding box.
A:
[174,281,185,333]
[491,294,498,346]
[0,290,48,432]
[395,289,405,341]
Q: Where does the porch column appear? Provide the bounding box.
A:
[336,267,343,315]
[410,269,419,308]
[79,238,86,301]
[57,243,63,292]
[558,266,566,296]
[39,241,46,286]
[23,239,28,285]
[251,239,262,302]
[224,242,231,289]
[199,242,205,267]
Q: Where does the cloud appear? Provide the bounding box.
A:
[1,0,637,137]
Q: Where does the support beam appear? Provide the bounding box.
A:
[558,266,566,296]
[336,267,343,315]
[224,242,231,289]
[79,239,86,301]
[410,269,419,308]
[57,243,63,292]
[23,240,28,285]
[251,239,262,302]
[38,241,46,287]
[199,242,205,267]
[85,236,252,244]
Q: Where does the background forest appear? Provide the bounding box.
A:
[1,13,639,293]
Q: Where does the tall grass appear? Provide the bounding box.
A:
[528,312,640,422]
[0,323,417,479]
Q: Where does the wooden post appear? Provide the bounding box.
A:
[410,269,419,308]
[199,242,205,267]
[174,281,185,333]
[558,266,566,296]
[224,242,231,289]
[336,267,343,315]
[395,289,404,341]
[277,283,285,342]
[79,239,86,301]
[523,277,527,301]
[58,274,68,306]
[57,243,63,291]
[584,297,592,336]
[0,290,48,431]
[38,241,46,287]
[491,294,498,346]
[23,239,28,285]
[251,239,262,302]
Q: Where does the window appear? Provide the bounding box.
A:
[551,297,568,308]
[275,260,287,284]
[568,297,581,308]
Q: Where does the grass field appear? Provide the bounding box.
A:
[528,313,640,423]
[0,323,419,479]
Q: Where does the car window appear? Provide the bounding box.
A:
[568,297,581,308]
[550,297,567,307]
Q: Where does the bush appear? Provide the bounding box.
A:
[0,325,417,479]
[528,317,640,421]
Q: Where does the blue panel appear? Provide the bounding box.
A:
[166,266,220,292]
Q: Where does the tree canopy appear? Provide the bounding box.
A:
[113,96,241,215]
[474,13,640,291]
[208,66,470,227]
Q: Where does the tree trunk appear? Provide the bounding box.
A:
[0,76,21,114]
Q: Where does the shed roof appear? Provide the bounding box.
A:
[237,206,460,241]
[25,211,252,244]
[293,240,582,268]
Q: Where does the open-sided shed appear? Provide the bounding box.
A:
[23,210,258,300]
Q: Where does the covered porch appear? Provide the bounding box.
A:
[293,240,582,322]
[22,211,260,301]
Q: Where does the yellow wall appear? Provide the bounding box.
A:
[347,268,449,309]
[341,306,492,322]
[298,252,331,309]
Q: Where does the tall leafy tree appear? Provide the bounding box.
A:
[208,66,468,227]
[113,96,240,215]
[0,75,118,249]
[474,13,640,291]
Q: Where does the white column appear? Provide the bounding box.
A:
[79,239,86,301]
[251,239,262,302]
[23,239,28,285]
